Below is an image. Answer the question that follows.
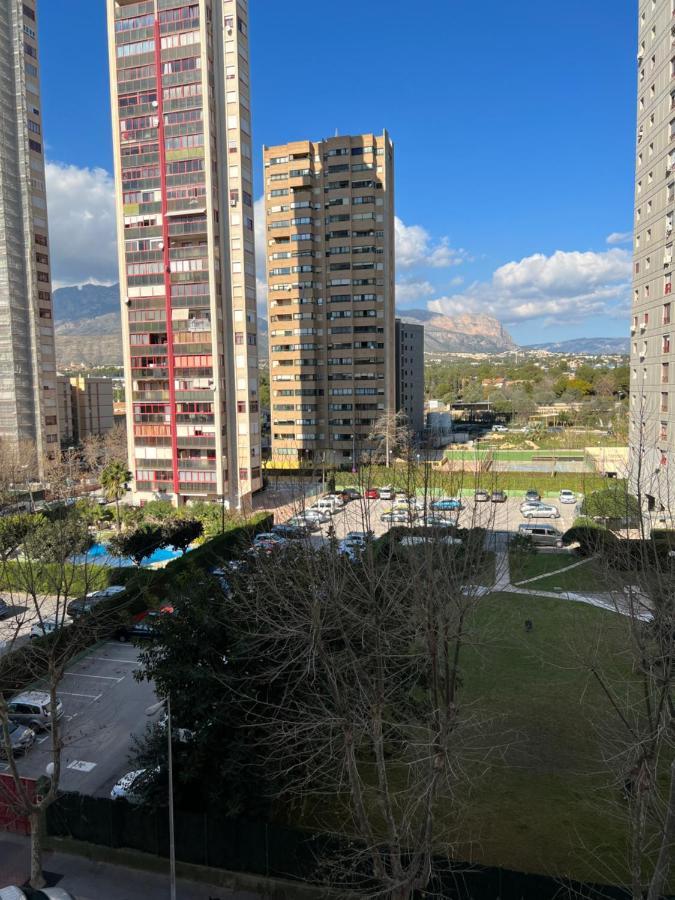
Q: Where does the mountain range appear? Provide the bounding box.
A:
[52,283,628,367]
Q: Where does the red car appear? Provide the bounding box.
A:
[365,488,380,500]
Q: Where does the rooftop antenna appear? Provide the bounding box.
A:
[335,128,339,137]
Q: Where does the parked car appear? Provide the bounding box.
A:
[209,567,232,596]
[287,515,320,533]
[474,489,490,502]
[339,488,362,502]
[418,515,457,529]
[400,534,463,548]
[0,721,35,758]
[431,498,463,512]
[559,489,577,504]
[30,617,64,640]
[364,488,380,500]
[524,489,541,502]
[0,888,78,900]
[323,493,345,508]
[110,767,156,803]
[0,597,11,620]
[520,502,560,519]
[301,508,331,524]
[7,691,63,731]
[378,486,395,501]
[380,510,411,524]
[272,523,307,540]
[115,608,173,643]
[344,530,374,545]
[517,523,563,548]
[67,585,126,618]
[492,424,508,433]
[491,490,508,503]
[253,532,287,548]
[311,498,340,516]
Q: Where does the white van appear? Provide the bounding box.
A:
[517,523,563,548]
[314,497,339,515]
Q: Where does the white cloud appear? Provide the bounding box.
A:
[395,280,436,306]
[395,216,467,269]
[45,162,117,287]
[606,231,633,246]
[428,249,632,326]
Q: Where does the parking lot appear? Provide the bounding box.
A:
[2,640,156,798]
[282,491,581,546]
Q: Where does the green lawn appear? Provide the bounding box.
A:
[528,563,607,594]
[509,549,580,584]
[448,593,638,881]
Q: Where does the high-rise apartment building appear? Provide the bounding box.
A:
[58,375,114,445]
[106,0,261,508]
[395,319,424,438]
[630,0,675,507]
[0,0,59,467]
[264,132,395,467]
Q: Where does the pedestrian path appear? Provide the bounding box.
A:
[489,545,653,621]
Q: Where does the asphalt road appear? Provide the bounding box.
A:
[1,641,156,797]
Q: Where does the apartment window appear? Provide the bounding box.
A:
[666,243,674,266]
[665,303,672,325]
[664,334,671,353]
[662,393,670,414]
[644,312,650,326]
[663,362,670,384]
[633,314,638,332]
[645,285,650,299]
[667,275,673,296]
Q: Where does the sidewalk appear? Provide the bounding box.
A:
[0,833,261,900]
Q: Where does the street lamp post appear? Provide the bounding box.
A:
[146,697,176,900]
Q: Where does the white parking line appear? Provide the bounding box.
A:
[58,691,102,701]
[64,672,124,683]
[87,656,137,665]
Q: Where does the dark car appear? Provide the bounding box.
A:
[474,489,490,502]
[525,489,541,502]
[116,608,173,643]
[272,523,308,540]
[339,488,362,502]
[491,490,508,503]
[0,597,11,620]
[0,720,35,758]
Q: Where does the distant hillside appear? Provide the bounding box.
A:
[53,283,269,367]
[525,337,630,355]
[398,309,517,354]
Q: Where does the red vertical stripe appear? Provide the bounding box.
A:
[153,17,180,496]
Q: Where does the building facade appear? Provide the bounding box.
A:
[70,376,115,443]
[264,132,395,467]
[106,0,261,508]
[395,319,424,438]
[57,376,74,445]
[630,0,675,509]
[0,0,59,468]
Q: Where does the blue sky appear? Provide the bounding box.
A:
[38,0,637,344]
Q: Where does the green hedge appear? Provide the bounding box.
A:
[0,514,274,699]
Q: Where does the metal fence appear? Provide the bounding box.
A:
[46,793,644,899]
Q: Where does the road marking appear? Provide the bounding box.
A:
[58,691,102,701]
[87,655,137,665]
[64,672,124,682]
[67,760,97,772]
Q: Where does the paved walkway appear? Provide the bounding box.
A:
[491,543,653,621]
[0,833,261,900]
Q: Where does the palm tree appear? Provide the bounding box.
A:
[100,460,131,531]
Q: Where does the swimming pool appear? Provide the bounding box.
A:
[72,542,184,568]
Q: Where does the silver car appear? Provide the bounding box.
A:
[7,691,64,731]
[520,502,560,519]
[0,888,78,899]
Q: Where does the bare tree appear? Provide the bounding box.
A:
[226,458,501,897]
[562,419,674,899]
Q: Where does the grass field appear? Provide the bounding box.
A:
[509,549,581,584]
[446,448,588,462]
[447,593,640,882]
[336,468,614,497]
